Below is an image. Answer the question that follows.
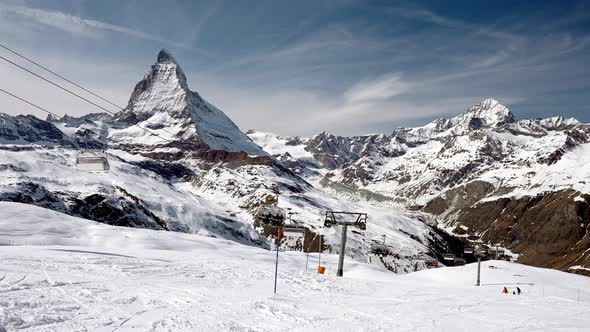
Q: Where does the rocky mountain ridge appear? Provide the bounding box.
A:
[249,99,590,275]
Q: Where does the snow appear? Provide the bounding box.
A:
[1,202,589,331]
[569,265,590,272]
[248,131,314,160]
[190,161,433,270]
[110,50,267,156]
[406,99,514,139]
[0,147,266,246]
[486,142,590,199]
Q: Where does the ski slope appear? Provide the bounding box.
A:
[1,202,589,331]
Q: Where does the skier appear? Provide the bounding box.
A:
[502,287,509,294]
[517,287,521,295]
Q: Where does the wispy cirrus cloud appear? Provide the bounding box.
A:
[386,6,523,43]
[0,3,182,46]
[344,74,412,104]
[0,1,587,136]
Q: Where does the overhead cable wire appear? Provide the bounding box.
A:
[0,52,172,142]
[0,43,180,140]
[0,87,64,121]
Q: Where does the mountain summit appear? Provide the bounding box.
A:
[408,98,516,138]
[156,48,179,64]
[112,49,266,156]
[464,98,515,127]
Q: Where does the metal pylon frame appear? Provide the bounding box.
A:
[323,211,368,277]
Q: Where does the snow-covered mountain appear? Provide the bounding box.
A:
[111,49,266,157]
[0,50,447,275]
[0,113,74,146]
[249,99,590,275]
[1,48,588,276]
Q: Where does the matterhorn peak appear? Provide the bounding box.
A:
[157,49,178,65]
[112,49,267,156]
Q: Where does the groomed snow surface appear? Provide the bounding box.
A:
[1,203,589,331]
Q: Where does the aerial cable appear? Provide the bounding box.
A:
[0,53,173,142]
[0,44,124,112]
[0,88,64,121]
[0,43,180,140]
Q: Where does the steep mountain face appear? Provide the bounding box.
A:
[0,49,446,274]
[111,49,266,159]
[249,99,590,275]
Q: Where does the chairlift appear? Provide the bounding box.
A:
[76,129,110,172]
[76,151,110,172]
[443,253,455,261]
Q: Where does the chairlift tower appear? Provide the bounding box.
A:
[464,240,485,286]
[324,211,367,277]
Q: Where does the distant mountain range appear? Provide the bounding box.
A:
[1,49,588,276]
[249,97,590,275]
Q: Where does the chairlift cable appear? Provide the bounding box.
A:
[0,54,171,142]
[0,88,64,121]
[0,43,180,140]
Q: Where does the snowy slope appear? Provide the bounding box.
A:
[1,202,589,331]
[0,147,267,246]
[0,140,440,273]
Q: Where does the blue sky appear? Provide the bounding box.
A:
[0,0,588,135]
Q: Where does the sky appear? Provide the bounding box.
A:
[0,0,589,136]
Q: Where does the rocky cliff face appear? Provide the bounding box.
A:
[440,190,590,276]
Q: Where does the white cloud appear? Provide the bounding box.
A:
[0,2,585,136]
[387,7,522,43]
[0,3,177,44]
[344,74,411,104]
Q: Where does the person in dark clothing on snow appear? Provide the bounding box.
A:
[517,287,521,295]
